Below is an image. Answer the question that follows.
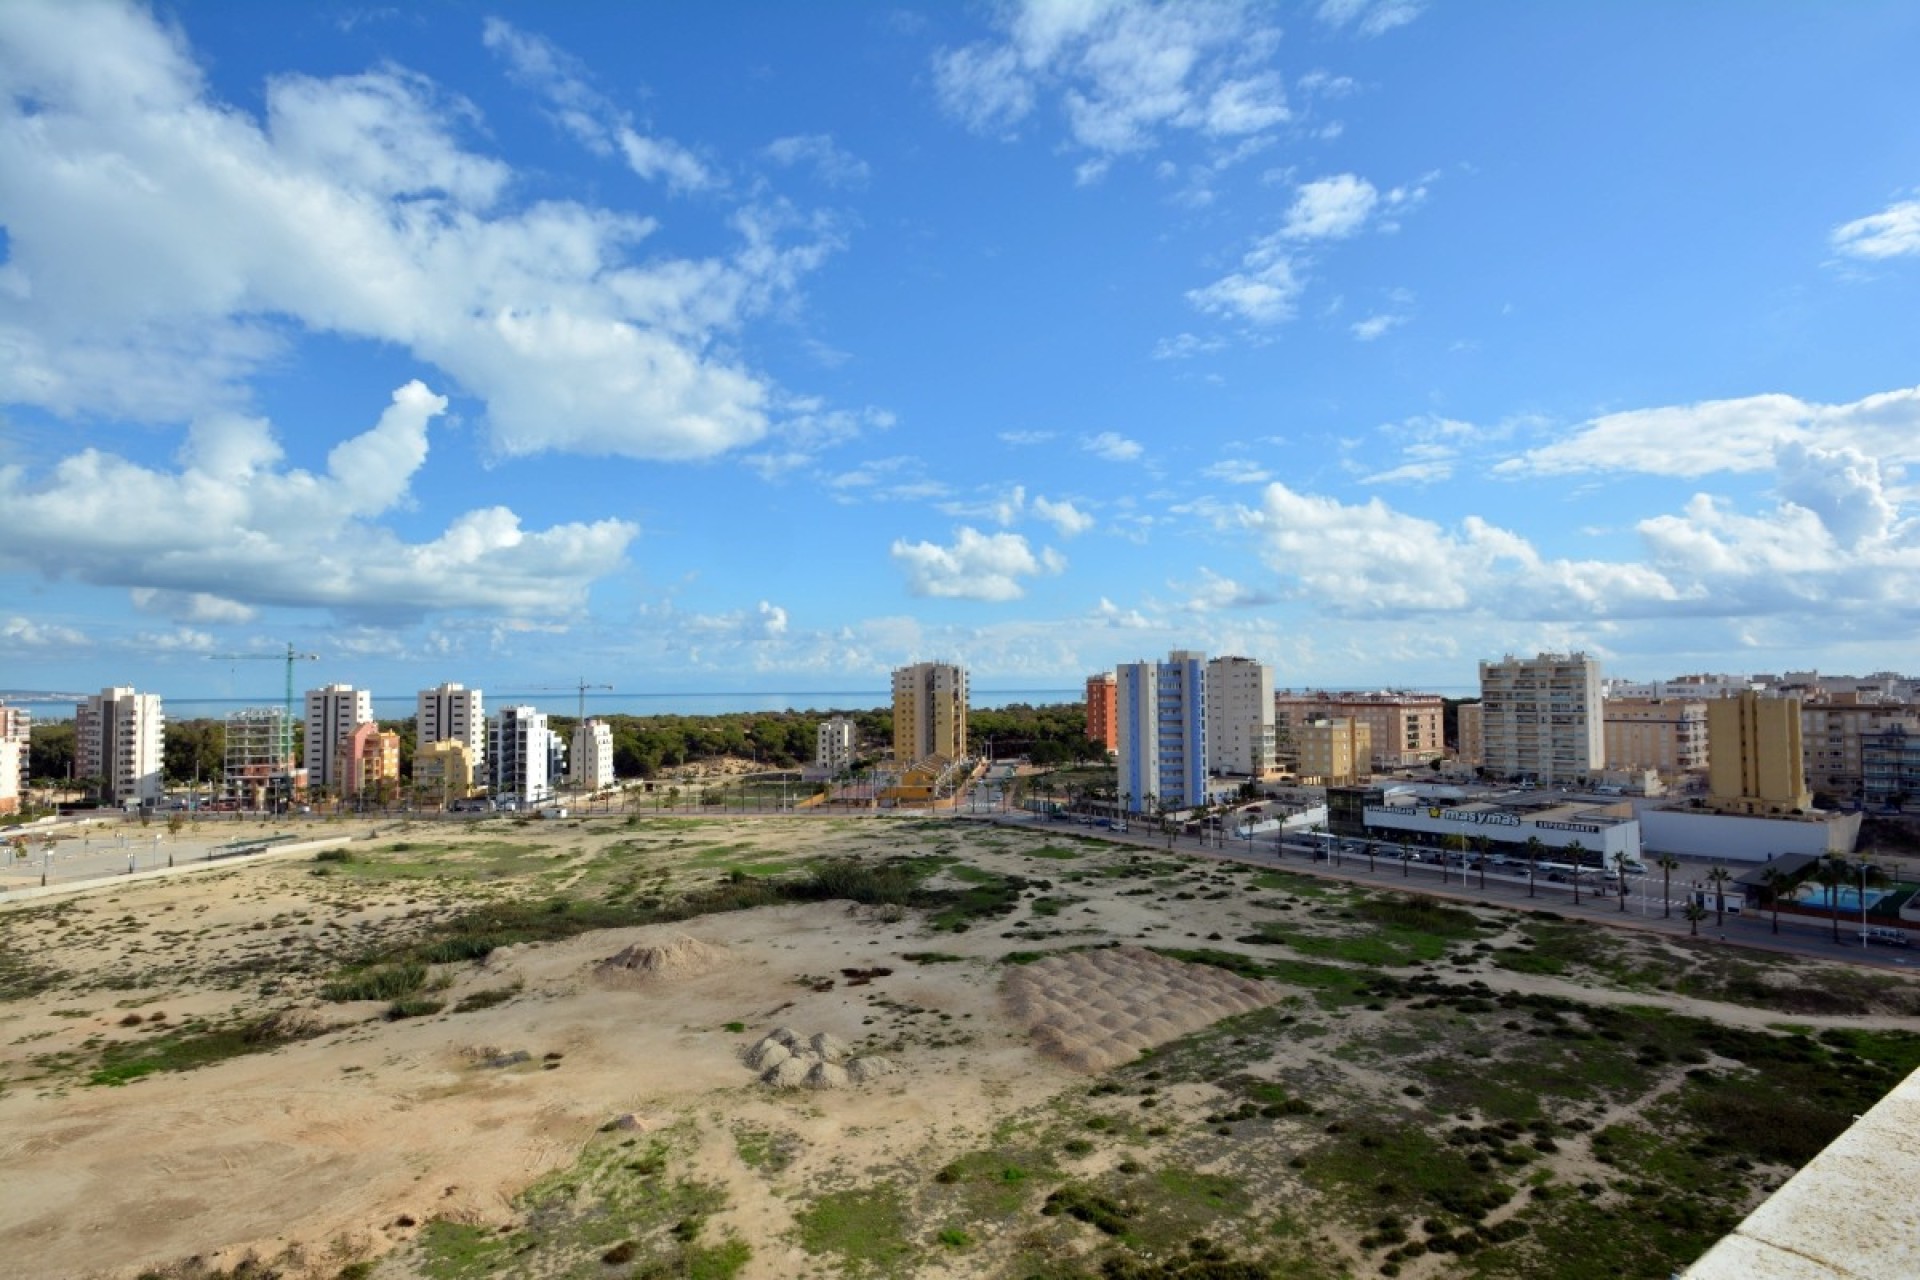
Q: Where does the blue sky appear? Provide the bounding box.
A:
[3,0,1919,702]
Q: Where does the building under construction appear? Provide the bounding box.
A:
[223,707,298,809]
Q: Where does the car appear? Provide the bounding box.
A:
[1864,927,1910,947]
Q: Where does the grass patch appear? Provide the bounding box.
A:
[87,1010,322,1086]
[793,1184,915,1272]
[319,962,428,1002]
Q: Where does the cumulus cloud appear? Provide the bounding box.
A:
[1033,496,1095,537]
[1282,174,1377,239]
[0,382,637,621]
[932,0,1289,162]
[890,527,1064,601]
[2,616,89,648]
[1202,460,1272,485]
[757,600,789,636]
[0,2,837,461]
[1831,197,1920,260]
[1496,384,1920,479]
[1082,432,1145,462]
[1187,235,1302,325]
[1351,312,1405,341]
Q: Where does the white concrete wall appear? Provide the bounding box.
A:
[1634,806,1860,863]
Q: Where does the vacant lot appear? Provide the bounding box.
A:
[3,812,1917,1280]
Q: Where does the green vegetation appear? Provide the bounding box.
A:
[794,1184,915,1272]
[88,1010,322,1086]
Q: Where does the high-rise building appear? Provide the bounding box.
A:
[1707,691,1812,815]
[891,662,968,763]
[1455,702,1483,768]
[1204,656,1274,776]
[417,682,485,769]
[1863,726,1920,810]
[1116,650,1207,813]
[75,686,165,805]
[0,702,28,815]
[1084,672,1118,754]
[1603,698,1709,776]
[304,684,372,790]
[815,717,856,773]
[570,719,615,790]
[1477,652,1604,784]
[490,705,556,805]
[1800,700,1920,802]
[223,707,293,808]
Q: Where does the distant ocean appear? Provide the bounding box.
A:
[8,689,1087,722]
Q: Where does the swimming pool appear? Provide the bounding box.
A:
[1799,886,1888,912]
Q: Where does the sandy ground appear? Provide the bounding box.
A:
[2,814,1918,1280]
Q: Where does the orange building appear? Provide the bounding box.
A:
[338,721,401,801]
[1085,672,1117,754]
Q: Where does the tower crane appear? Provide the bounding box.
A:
[207,643,320,763]
[527,679,614,725]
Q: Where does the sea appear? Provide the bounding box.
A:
[5,689,1087,723]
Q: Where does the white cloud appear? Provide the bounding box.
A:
[0,382,638,621]
[933,0,1289,164]
[999,430,1056,446]
[1282,173,1377,239]
[616,129,715,194]
[1,616,89,648]
[764,134,870,188]
[1082,431,1145,462]
[1202,460,1271,485]
[1152,332,1226,360]
[1496,384,1920,479]
[1033,496,1095,537]
[1187,235,1302,325]
[1316,0,1425,38]
[1351,312,1405,341]
[0,2,835,461]
[890,527,1064,601]
[757,600,789,636]
[1831,197,1920,260]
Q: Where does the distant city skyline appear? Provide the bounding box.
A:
[4,3,1919,696]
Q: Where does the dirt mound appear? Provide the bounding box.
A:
[595,936,730,982]
[1003,946,1285,1074]
[745,1027,897,1091]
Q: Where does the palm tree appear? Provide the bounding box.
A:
[1365,840,1377,873]
[1524,836,1544,899]
[1610,850,1629,912]
[1400,841,1413,877]
[1813,856,1850,944]
[1656,853,1679,919]
[1684,900,1708,937]
[1757,865,1789,935]
[1474,835,1491,890]
[1567,840,1586,905]
[1705,865,1733,927]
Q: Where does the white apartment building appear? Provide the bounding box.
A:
[0,703,27,815]
[892,662,968,763]
[417,682,486,767]
[304,684,373,790]
[491,705,556,805]
[1604,674,1757,701]
[1478,652,1604,784]
[570,719,615,790]
[816,717,856,773]
[1117,650,1208,813]
[75,686,165,805]
[1204,656,1275,776]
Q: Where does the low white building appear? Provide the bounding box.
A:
[490,705,557,805]
[570,719,615,790]
[816,717,856,774]
[1634,803,1859,864]
[1357,796,1642,863]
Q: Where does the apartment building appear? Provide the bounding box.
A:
[1455,702,1483,768]
[1477,653,1604,784]
[417,682,485,768]
[415,740,477,806]
[1604,674,1756,701]
[1602,697,1709,776]
[1706,691,1812,816]
[1863,725,1920,809]
[304,684,372,790]
[892,662,968,764]
[1275,689,1444,771]
[1116,650,1207,813]
[75,686,165,805]
[1205,656,1275,777]
[1297,717,1372,786]
[570,719,615,790]
[337,722,401,801]
[490,705,557,805]
[1085,672,1118,754]
[223,707,294,807]
[815,717,856,773]
[0,702,27,815]
[1800,699,1920,803]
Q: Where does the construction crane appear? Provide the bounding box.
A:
[528,679,614,725]
[207,643,320,763]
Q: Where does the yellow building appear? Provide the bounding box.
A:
[415,739,478,806]
[1603,697,1709,776]
[1275,690,1443,771]
[1707,692,1811,815]
[1297,717,1372,786]
[1455,702,1483,768]
[892,662,968,764]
